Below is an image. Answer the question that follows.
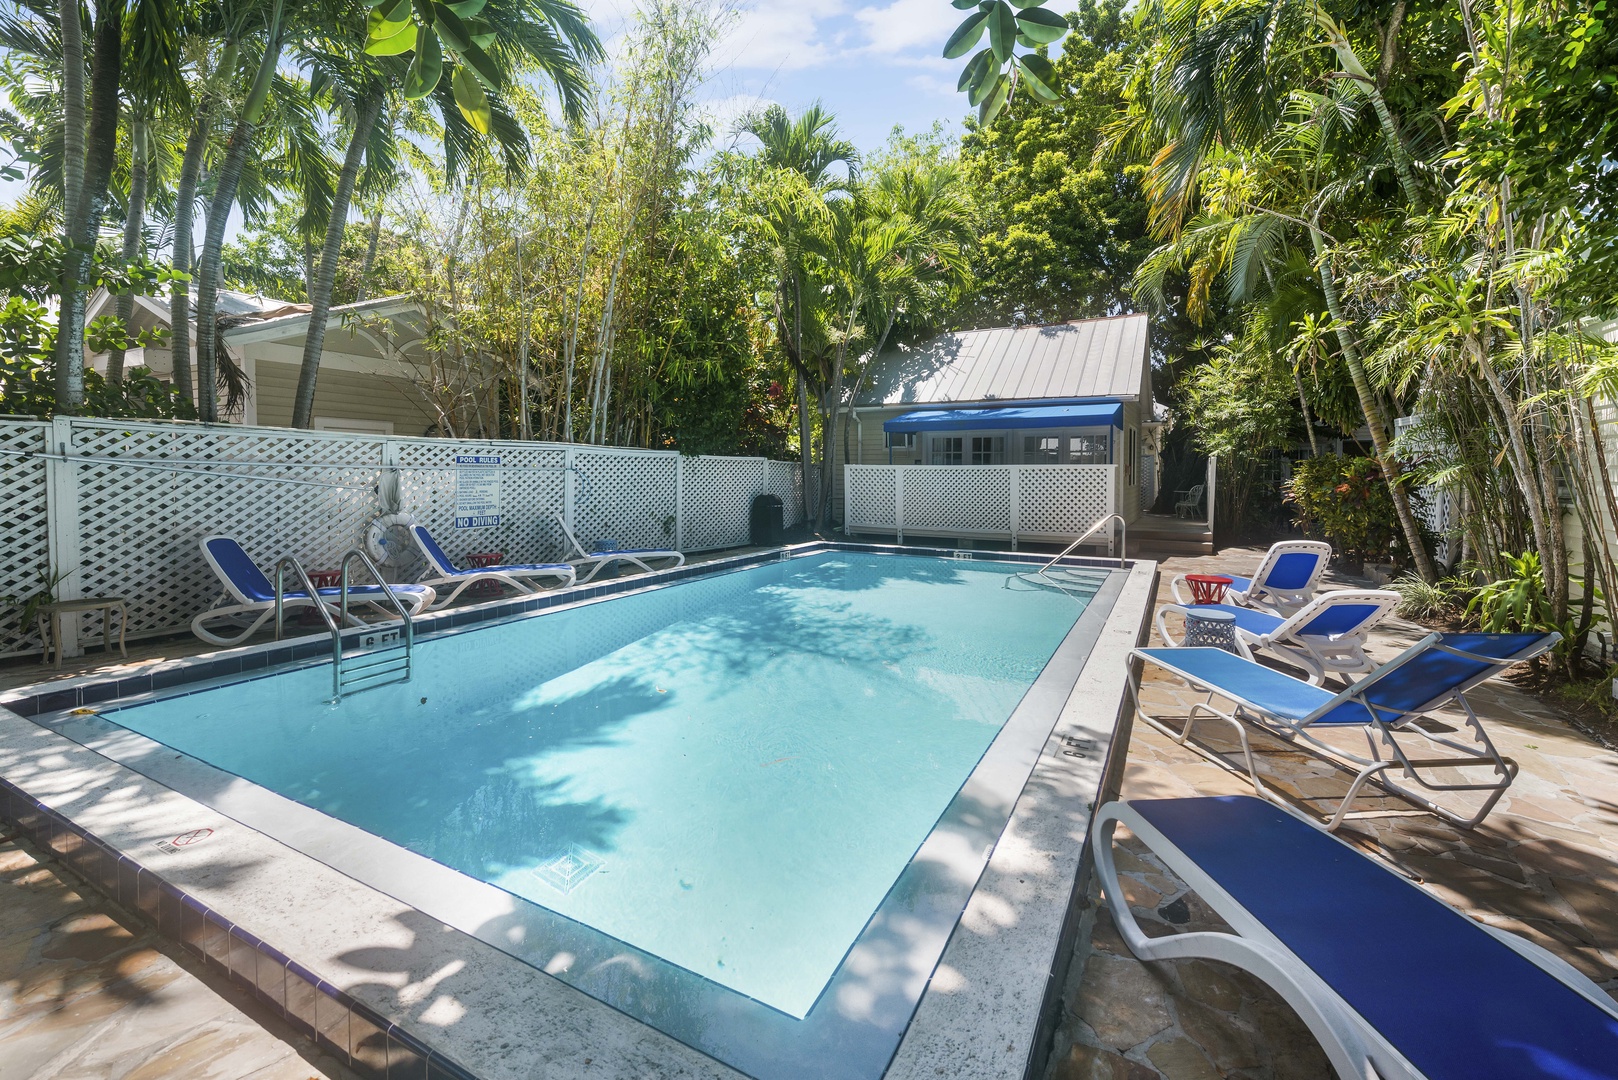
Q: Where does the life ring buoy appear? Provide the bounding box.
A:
[366,512,417,564]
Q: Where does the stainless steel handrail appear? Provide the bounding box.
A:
[1039,513,1128,572]
[338,548,414,659]
[273,555,344,700]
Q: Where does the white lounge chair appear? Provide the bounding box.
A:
[409,524,575,608]
[1156,588,1401,684]
[1093,795,1618,1080]
[192,536,434,647]
[1130,631,1559,830]
[1171,540,1333,615]
[552,512,684,583]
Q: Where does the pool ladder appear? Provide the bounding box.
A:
[1009,513,1127,597]
[272,549,414,701]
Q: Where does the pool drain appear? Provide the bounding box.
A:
[533,845,605,894]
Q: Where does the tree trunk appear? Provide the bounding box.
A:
[108,110,149,385]
[1311,228,1436,581]
[292,91,384,429]
[356,205,383,303]
[53,0,121,412]
[194,2,285,422]
[169,100,213,404]
[58,0,84,236]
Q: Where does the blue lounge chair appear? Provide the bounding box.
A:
[553,512,685,583]
[1093,795,1618,1080]
[409,524,576,608]
[193,536,435,647]
[1156,588,1401,684]
[1131,632,1558,830]
[1171,540,1333,615]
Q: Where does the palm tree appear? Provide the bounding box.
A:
[1118,0,1439,580]
[287,0,601,429]
[739,103,858,525]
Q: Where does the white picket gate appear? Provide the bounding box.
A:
[0,417,802,659]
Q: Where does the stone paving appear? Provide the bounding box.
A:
[0,832,349,1080]
[5,543,1617,1079]
[1047,547,1618,1080]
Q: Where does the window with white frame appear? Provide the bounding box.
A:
[886,431,917,450]
[971,435,1005,465]
[932,435,963,465]
[1068,433,1110,465]
[1023,434,1062,464]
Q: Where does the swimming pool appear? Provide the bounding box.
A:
[3,545,1143,1080]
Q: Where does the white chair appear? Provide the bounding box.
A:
[1093,794,1618,1079]
[1130,631,1558,830]
[1172,540,1333,616]
[552,512,685,584]
[1174,483,1205,519]
[409,524,575,608]
[192,536,434,647]
[1156,589,1401,684]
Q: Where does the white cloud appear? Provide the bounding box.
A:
[904,72,960,99]
[714,0,852,72]
[853,0,967,55]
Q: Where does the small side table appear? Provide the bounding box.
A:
[1184,574,1235,605]
[307,570,343,589]
[36,597,128,669]
[1182,608,1244,656]
[464,552,505,598]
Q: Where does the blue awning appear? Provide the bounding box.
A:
[883,401,1123,433]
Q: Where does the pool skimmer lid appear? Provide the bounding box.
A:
[533,845,605,894]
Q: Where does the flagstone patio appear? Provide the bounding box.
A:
[1046,547,1618,1080]
[3,544,1616,1079]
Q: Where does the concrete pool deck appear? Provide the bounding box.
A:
[0,545,1155,1080]
[5,544,1617,1079]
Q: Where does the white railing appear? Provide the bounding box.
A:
[843,464,1117,548]
[0,417,803,659]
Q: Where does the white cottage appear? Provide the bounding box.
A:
[83,289,474,436]
[835,313,1165,549]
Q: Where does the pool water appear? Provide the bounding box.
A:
[106,552,1100,1017]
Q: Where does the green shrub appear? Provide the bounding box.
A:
[1283,455,1412,568]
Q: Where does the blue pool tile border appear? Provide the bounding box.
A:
[0,541,1126,720]
[0,775,482,1080]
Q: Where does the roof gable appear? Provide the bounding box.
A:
[854,314,1150,407]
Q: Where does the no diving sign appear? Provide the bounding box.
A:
[454,454,501,528]
[153,828,214,855]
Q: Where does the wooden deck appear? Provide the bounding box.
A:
[1128,512,1214,557]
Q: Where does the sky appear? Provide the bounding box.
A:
[583,0,976,156]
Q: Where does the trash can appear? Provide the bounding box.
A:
[750,493,784,546]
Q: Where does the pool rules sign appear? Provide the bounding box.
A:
[454,454,501,528]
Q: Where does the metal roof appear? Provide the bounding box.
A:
[854,314,1150,407]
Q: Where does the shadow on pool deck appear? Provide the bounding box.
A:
[1044,546,1618,1080]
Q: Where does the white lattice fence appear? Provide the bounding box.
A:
[394,439,569,568]
[844,466,898,530]
[572,448,681,554]
[767,460,804,528]
[1017,466,1114,537]
[905,467,1014,534]
[0,421,51,657]
[69,420,387,645]
[681,456,769,552]
[842,463,1118,546]
[0,416,803,658]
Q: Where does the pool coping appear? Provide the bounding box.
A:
[0,543,1156,1080]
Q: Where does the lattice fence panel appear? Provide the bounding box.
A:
[69,420,388,641]
[393,439,569,569]
[682,456,767,551]
[1017,466,1114,537]
[767,460,804,526]
[843,466,898,530]
[572,449,680,553]
[904,467,1014,534]
[0,422,51,658]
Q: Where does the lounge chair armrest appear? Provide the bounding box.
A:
[1168,575,1192,605]
[1155,603,1196,647]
